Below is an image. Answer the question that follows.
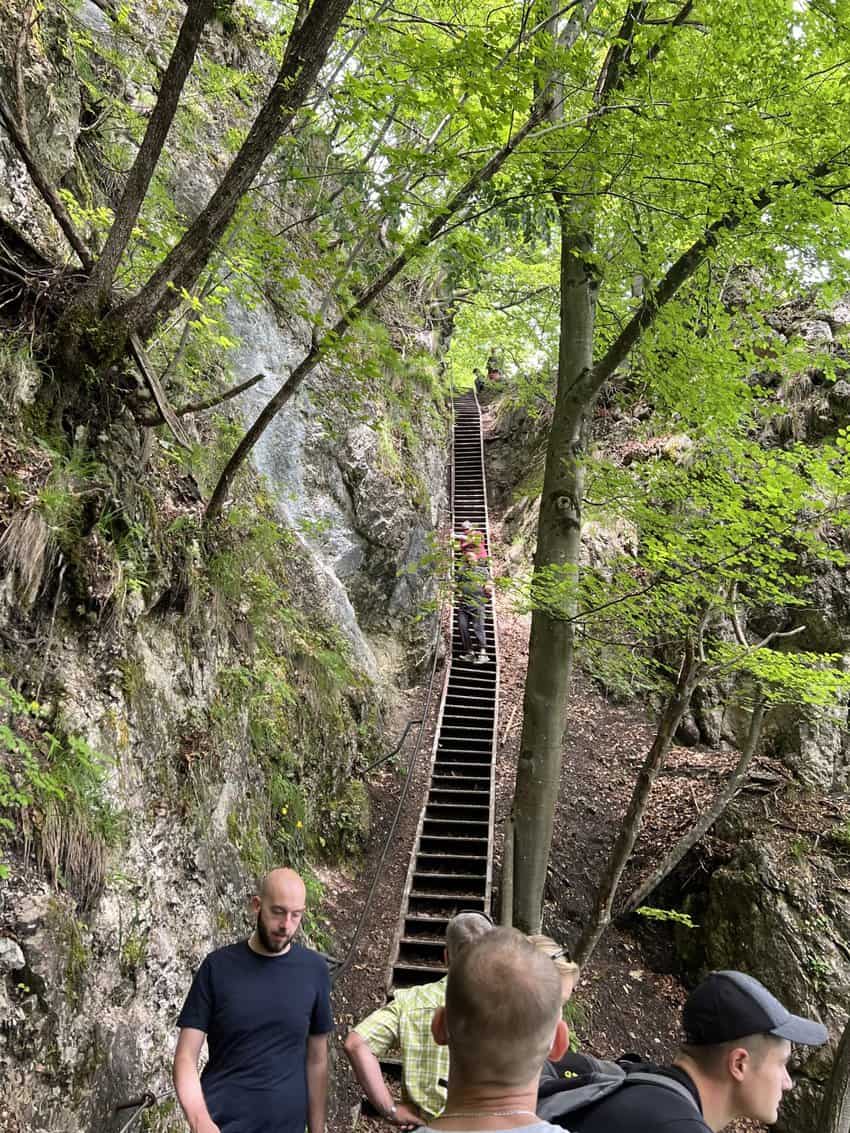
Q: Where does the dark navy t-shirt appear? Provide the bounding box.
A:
[177,940,333,1133]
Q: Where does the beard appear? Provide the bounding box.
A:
[255,910,293,954]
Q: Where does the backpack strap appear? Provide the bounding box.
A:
[622,1071,701,1113]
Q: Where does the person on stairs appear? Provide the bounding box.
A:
[456,549,493,665]
[418,927,569,1133]
[456,520,488,561]
[344,911,494,1127]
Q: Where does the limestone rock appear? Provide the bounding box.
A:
[795,319,833,347]
[683,834,847,1133]
[0,938,25,972]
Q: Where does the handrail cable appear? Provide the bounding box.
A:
[361,717,423,775]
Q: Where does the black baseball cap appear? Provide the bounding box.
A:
[683,971,828,1046]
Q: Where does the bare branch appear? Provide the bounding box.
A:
[82,0,216,308]
[128,332,191,448]
[138,371,266,425]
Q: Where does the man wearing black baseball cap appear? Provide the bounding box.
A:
[548,970,828,1132]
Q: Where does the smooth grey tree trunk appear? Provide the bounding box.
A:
[511,206,597,932]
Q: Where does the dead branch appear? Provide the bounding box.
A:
[128,332,190,448]
[138,371,265,425]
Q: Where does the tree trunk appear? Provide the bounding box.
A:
[510,205,597,932]
[118,0,355,338]
[500,816,514,927]
[572,643,701,964]
[820,1015,850,1133]
[620,698,766,917]
[81,0,215,308]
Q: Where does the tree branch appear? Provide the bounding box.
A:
[138,370,265,424]
[620,697,767,916]
[573,639,703,966]
[128,332,191,448]
[0,92,92,270]
[590,158,841,395]
[118,0,356,339]
[594,2,648,105]
[14,1,35,148]
[204,92,556,521]
[82,0,216,308]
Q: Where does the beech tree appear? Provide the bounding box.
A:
[1,0,357,404]
[506,0,850,931]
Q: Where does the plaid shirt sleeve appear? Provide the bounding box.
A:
[353,998,402,1057]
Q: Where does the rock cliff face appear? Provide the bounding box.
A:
[0,3,449,1129]
[678,825,850,1132]
[0,351,447,1133]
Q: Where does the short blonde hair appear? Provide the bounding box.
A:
[527,934,581,986]
[445,928,562,1087]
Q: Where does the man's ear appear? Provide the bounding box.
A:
[728,1046,749,1083]
[548,1019,569,1062]
[432,1007,449,1047]
[250,894,261,916]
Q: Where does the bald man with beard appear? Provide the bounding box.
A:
[174,868,333,1133]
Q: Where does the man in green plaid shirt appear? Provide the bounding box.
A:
[344,912,494,1126]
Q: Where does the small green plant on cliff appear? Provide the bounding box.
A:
[47,899,90,1009]
[0,679,122,904]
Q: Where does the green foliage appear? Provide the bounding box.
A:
[636,906,698,930]
[0,678,121,902]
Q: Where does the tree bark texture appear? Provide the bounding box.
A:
[82,0,215,308]
[119,0,356,337]
[510,208,597,933]
[621,699,766,916]
[820,1015,850,1133]
[573,643,701,965]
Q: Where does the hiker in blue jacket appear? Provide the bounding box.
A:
[537,970,828,1132]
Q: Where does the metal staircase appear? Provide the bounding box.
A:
[386,389,499,991]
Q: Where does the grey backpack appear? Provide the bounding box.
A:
[537,1055,700,1124]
